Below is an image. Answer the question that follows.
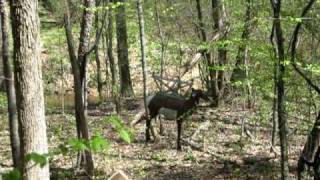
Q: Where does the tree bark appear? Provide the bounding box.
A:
[270,1,289,179]
[284,1,318,179]
[137,0,149,142]
[0,0,21,169]
[107,0,116,90]
[115,0,134,97]
[63,0,94,176]
[271,56,278,149]
[76,1,95,174]
[155,0,166,134]
[106,1,121,113]
[211,0,228,106]
[195,0,212,90]
[230,0,255,82]
[270,24,278,153]
[298,113,320,180]
[10,0,50,178]
[154,0,165,93]
[195,0,207,42]
[78,0,95,113]
[95,0,103,102]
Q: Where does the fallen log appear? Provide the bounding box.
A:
[130,110,146,127]
[108,170,129,180]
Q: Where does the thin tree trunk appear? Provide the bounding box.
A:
[193,0,209,93]
[286,1,318,179]
[60,56,65,114]
[95,0,103,102]
[195,0,213,89]
[77,0,95,174]
[270,1,289,179]
[230,0,255,109]
[195,0,212,90]
[106,1,121,113]
[64,0,94,175]
[96,54,103,101]
[271,57,278,149]
[230,0,254,81]
[155,0,165,93]
[195,0,207,42]
[0,0,21,169]
[102,32,111,98]
[78,0,95,113]
[154,0,166,134]
[270,23,278,151]
[211,0,228,106]
[10,0,50,178]
[95,13,102,101]
[137,0,149,142]
[115,0,134,97]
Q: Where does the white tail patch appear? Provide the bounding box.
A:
[159,107,178,120]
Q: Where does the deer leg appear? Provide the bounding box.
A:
[177,120,182,150]
[146,118,151,142]
[159,116,164,136]
[150,119,157,142]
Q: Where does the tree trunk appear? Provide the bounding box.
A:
[64,0,94,175]
[287,1,318,179]
[106,1,121,113]
[211,0,228,106]
[137,0,149,142]
[107,0,116,90]
[231,0,255,109]
[270,24,278,152]
[298,112,320,180]
[270,1,289,179]
[154,0,165,134]
[76,0,95,175]
[230,0,254,82]
[195,0,213,98]
[10,0,50,178]
[154,0,165,93]
[195,0,207,42]
[95,0,103,102]
[78,0,95,112]
[271,57,278,150]
[0,0,21,169]
[115,0,134,97]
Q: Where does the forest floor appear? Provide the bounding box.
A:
[0,97,311,179]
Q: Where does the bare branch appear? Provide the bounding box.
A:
[290,0,320,94]
[86,11,108,55]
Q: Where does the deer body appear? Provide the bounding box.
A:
[145,89,207,150]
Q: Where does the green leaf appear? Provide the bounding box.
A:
[90,134,110,152]
[119,129,132,144]
[288,16,302,23]
[25,153,49,168]
[282,60,291,66]
[106,115,125,129]
[3,169,21,180]
[104,115,134,144]
[68,138,88,151]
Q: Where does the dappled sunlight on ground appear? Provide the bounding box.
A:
[0,98,308,179]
